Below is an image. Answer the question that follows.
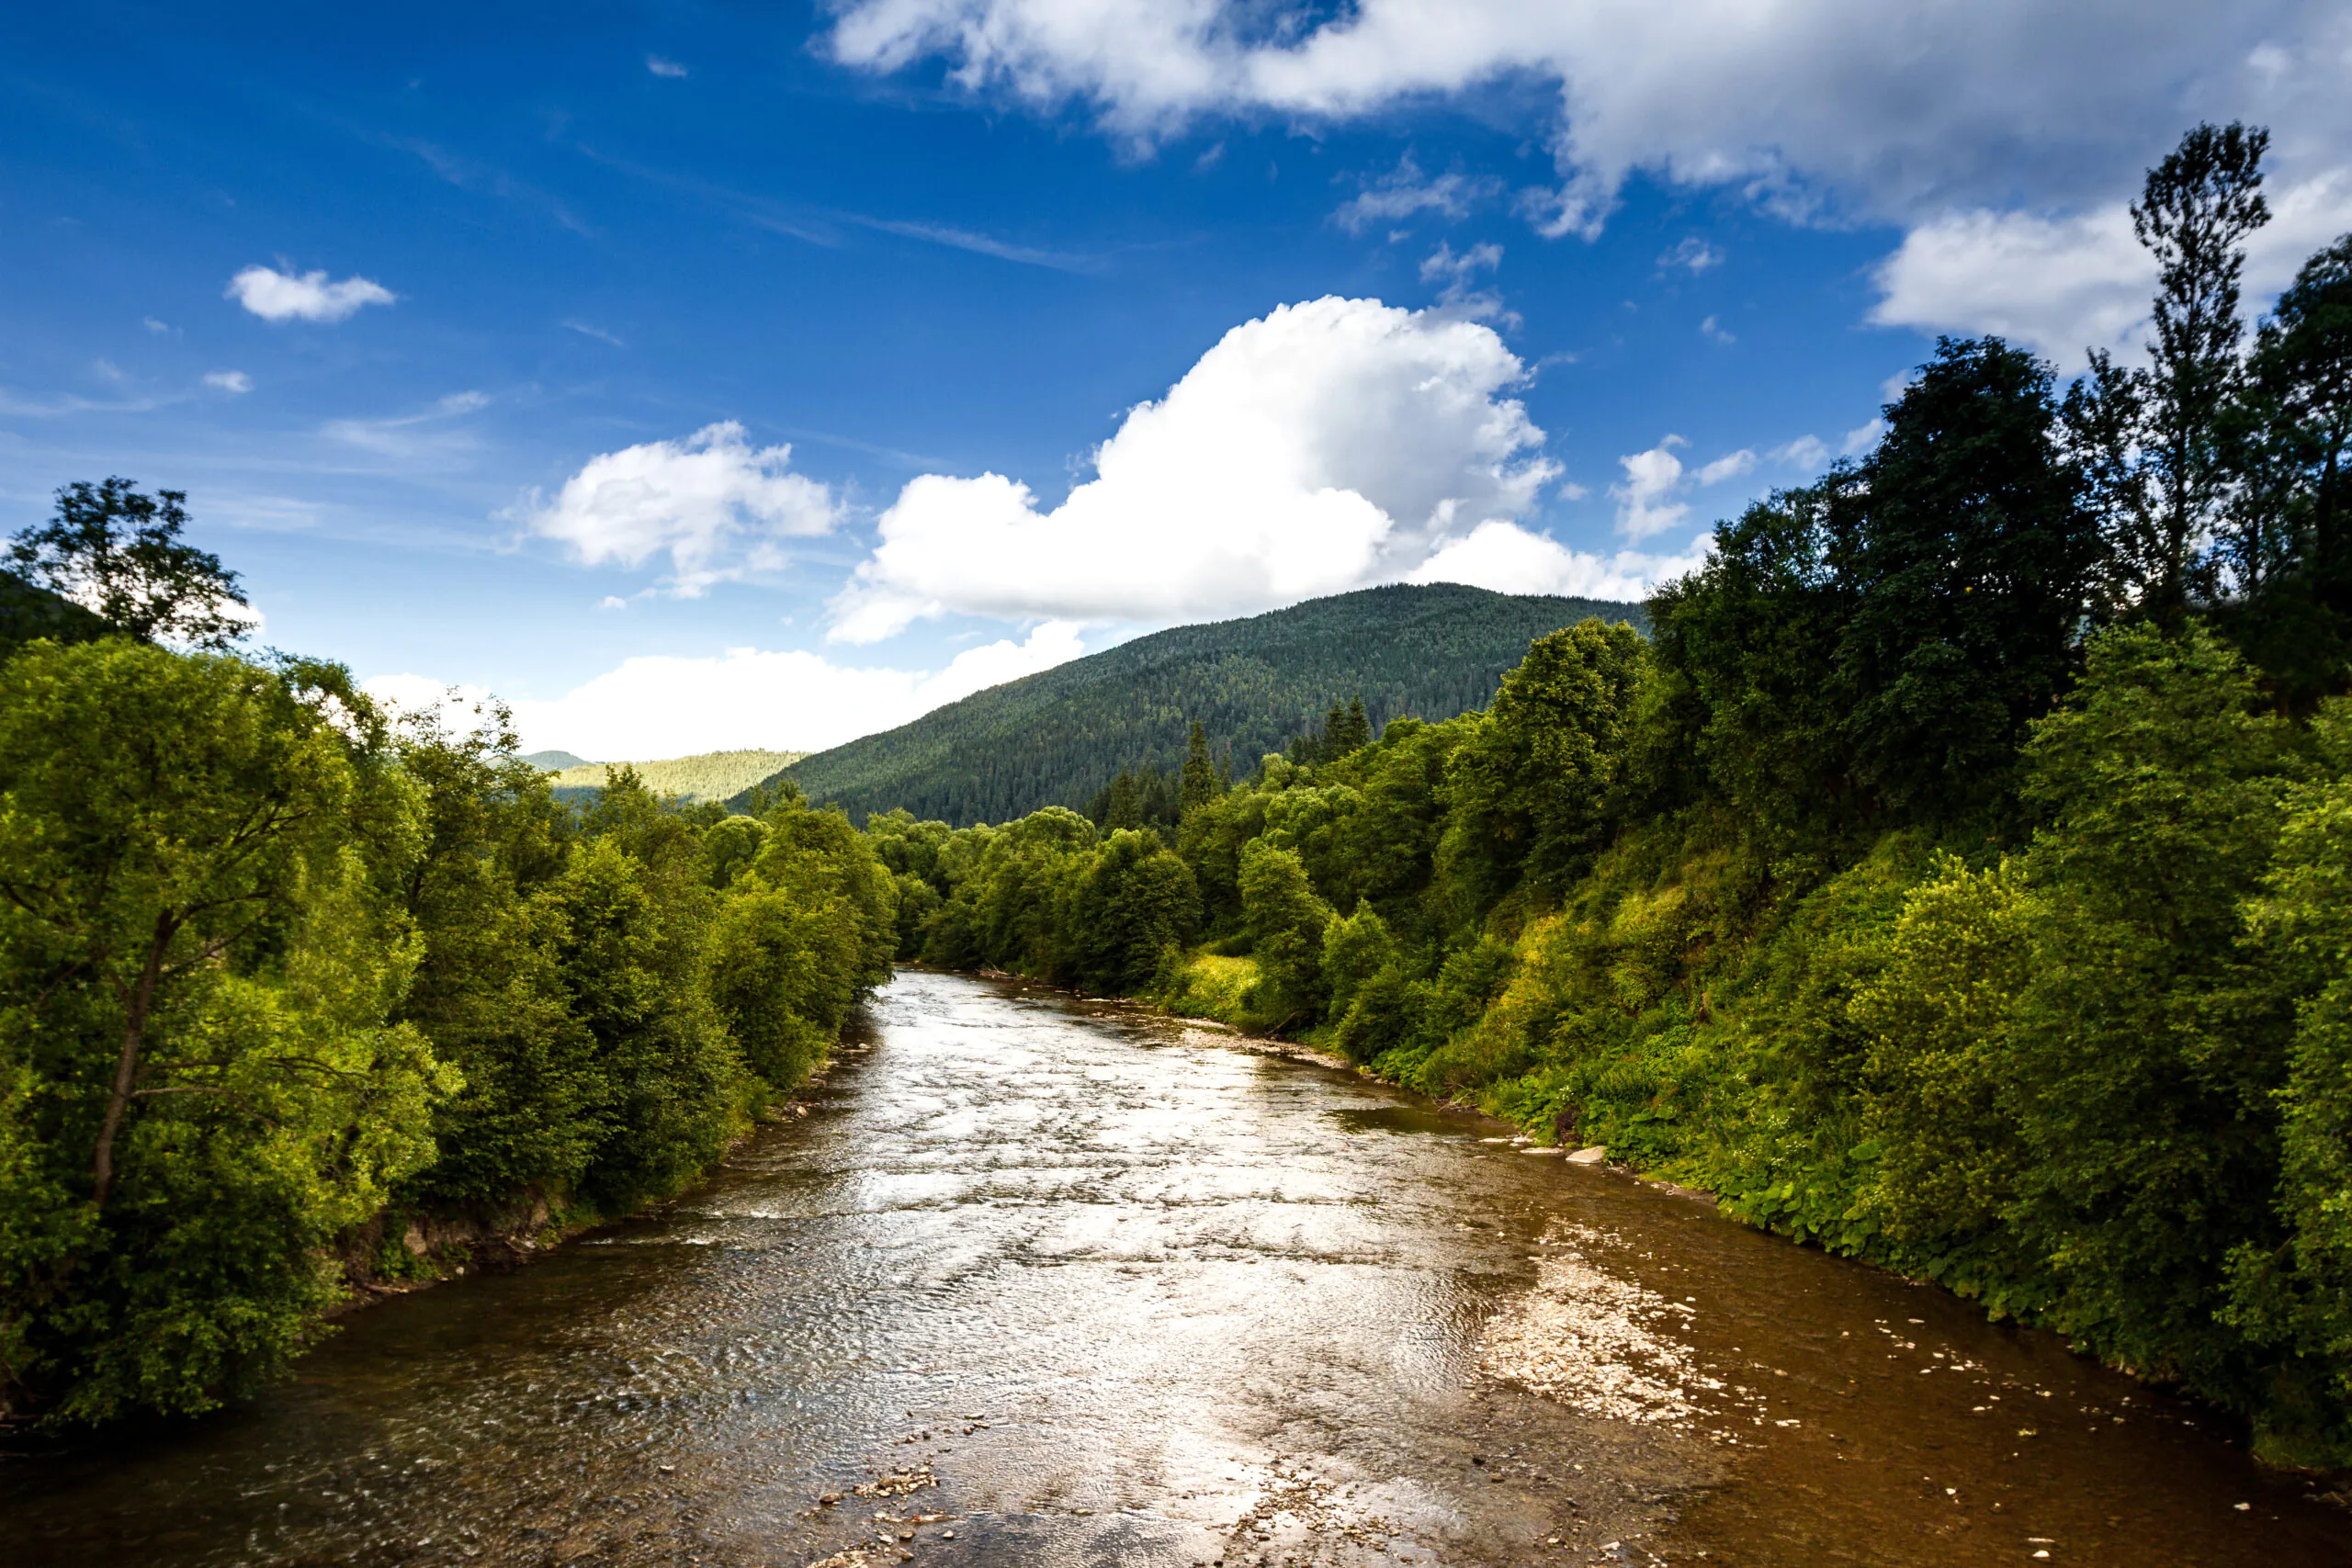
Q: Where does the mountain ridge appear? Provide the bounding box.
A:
[737,582,1646,826]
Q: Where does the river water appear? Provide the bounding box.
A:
[5,969,2347,1567]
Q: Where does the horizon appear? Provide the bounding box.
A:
[5,3,2344,756]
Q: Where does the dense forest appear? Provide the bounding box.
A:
[0,497,897,1427]
[870,126,2352,1466]
[737,584,1646,827]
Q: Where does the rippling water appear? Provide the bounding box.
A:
[4,969,2346,1567]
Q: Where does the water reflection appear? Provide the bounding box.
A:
[1,969,2344,1568]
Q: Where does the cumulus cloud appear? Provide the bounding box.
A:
[827,1,2347,238]
[830,296,1566,641]
[1408,520,1706,600]
[1420,241,1510,319]
[1871,168,2352,361]
[525,422,842,596]
[1612,434,1757,539]
[204,370,252,393]
[227,265,396,323]
[365,623,1085,760]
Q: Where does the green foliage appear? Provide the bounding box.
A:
[0,641,894,1429]
[1438,618,1646,913]
[743,583,1645,827]
[0,641,447,1423]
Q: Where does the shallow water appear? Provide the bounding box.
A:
[3,968,2346,1567]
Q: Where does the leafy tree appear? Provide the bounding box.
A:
[0,640,447,1423]
[2229,696,2352,1459]
[1067,829,1202,994]
[2001,623,2296,1390]
[2066,124,2270,622]
[1839,337,2100,819]
[6,479,251,650]
[1438,618,1647,912]
[1238,840,1333,1025]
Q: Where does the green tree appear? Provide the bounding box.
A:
[0,641,448,1423]
[6,479,252,650]
[1238,840,1333,1025]
[2002,623,2296,1390]
[1181,720,1216,814]
[1439,618,1647,912]
[1068,829,1202,994]
[2066,124,2271,622]
[1839,338,2100,820]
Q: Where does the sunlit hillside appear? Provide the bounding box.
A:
[545,749,807,805]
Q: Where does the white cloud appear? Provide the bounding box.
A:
[143,317,173,334]
[364,622,1086,760]
[1420,241,1510,320]
[1612,434,1759,538]
[1694,448,1755,486]
[203,370,253,394]
[1660,236,1723,272]
[830,295,1559,641]
[1611,436,1687,541]
[647,55,688,77]
[1335,156,1503,232]
[227,265,396,323]
[1772,434,1830,470]
[826,1,2349,238]
[1408,519,1702,600]
[1699,313,1735,344]
[525,422,842,596]
[1842,418,1884,456]
[1870,168,2352,361]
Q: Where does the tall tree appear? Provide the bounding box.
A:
[1838,337,2099,819]
[1181,720,1216,814]
[2249,236,2352,614]
[2065,123,2270,623]
[6,479,251,650]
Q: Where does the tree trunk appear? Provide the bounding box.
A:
[92,916,170,1208]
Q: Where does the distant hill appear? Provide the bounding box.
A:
[0,570,108,654]
[550,749,808,807]
[521,749,591,771]
[738,583,1646,827]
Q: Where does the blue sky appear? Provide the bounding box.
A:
[5,2,2346,758]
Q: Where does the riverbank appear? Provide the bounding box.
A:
[9,969,2343,1567]
[945,956,2350,1487]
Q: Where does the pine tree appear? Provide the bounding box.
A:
[1182,720,1216,814]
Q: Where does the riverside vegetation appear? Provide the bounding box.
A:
[0,495,896,1427]
[868,127,2352,1466]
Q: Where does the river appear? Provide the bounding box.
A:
[4,969,2346,1567]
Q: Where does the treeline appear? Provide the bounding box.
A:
[0,499,896,1427]
[746,583,1646,828]
[872,126,2352,1464]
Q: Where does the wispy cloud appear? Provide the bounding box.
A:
[204,370,254,393]
[1660,236,1724,273]
[1335,154,1500,233]
[576,144,1102,272]
[563,319,626,347]
[322,390,490,460]
[646,55,688,78]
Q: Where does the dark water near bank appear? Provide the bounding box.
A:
[5,970,2347,1567]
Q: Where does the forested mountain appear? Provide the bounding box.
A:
[739,584,1646,826]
